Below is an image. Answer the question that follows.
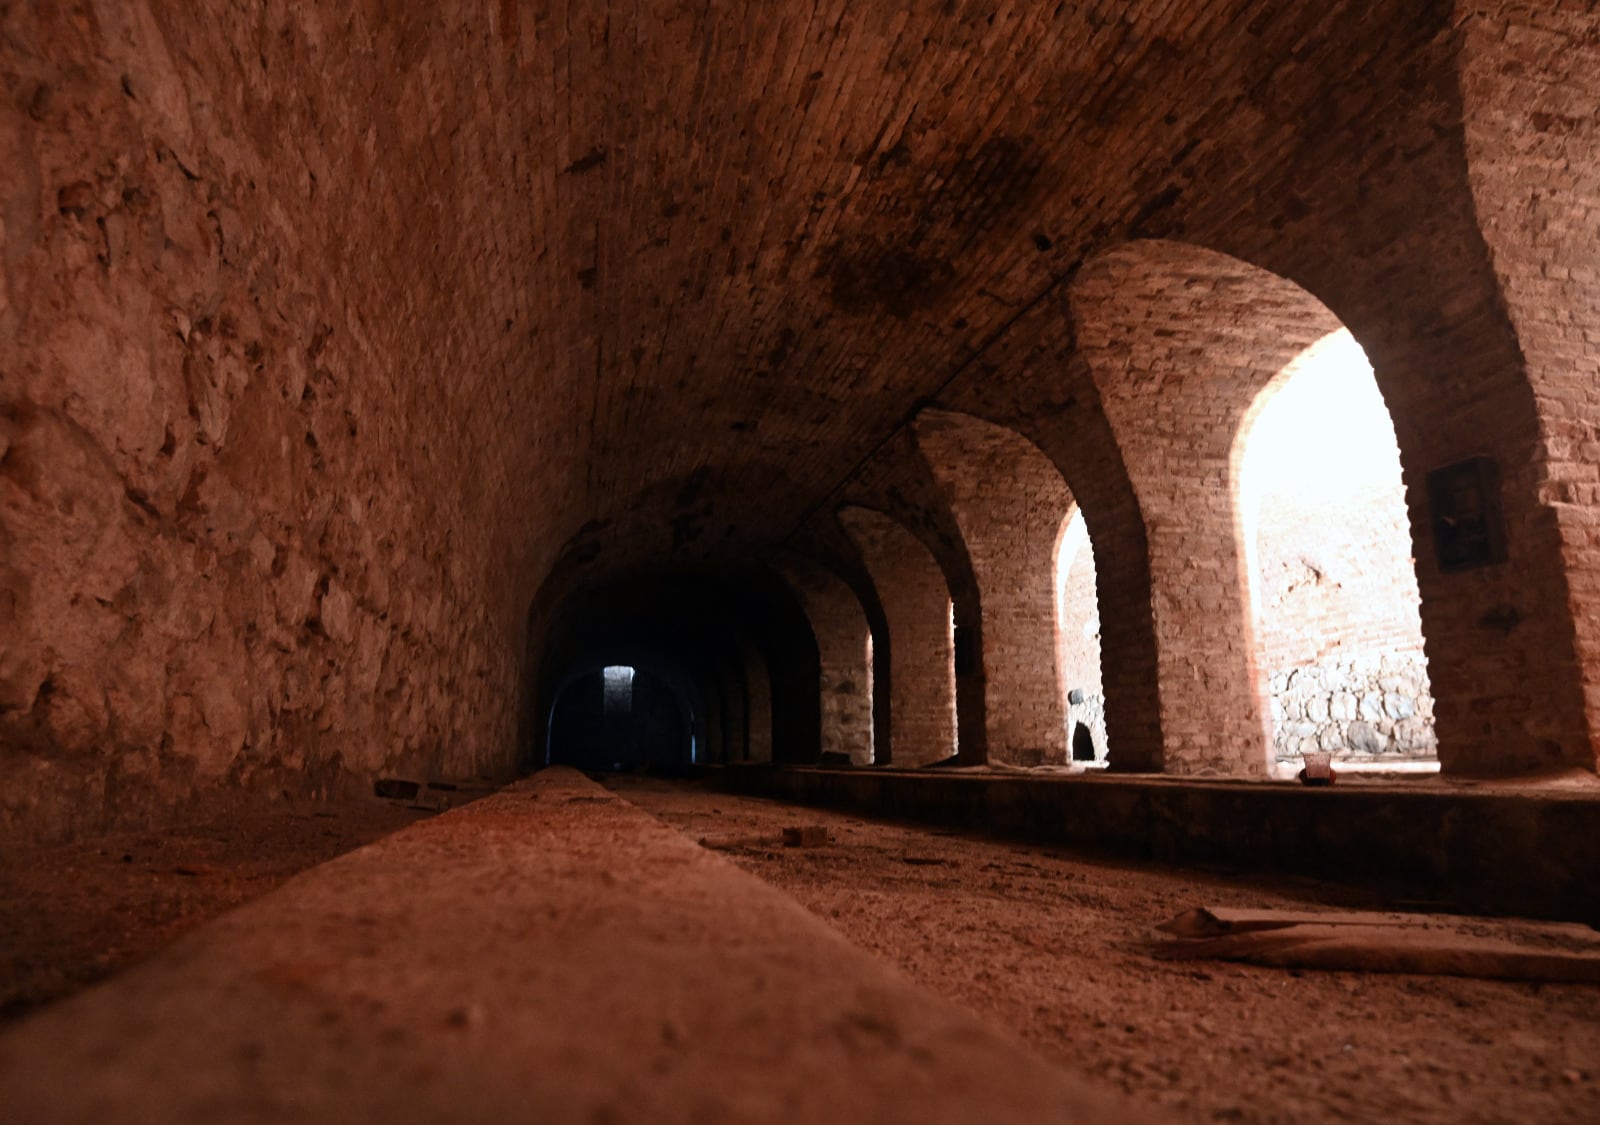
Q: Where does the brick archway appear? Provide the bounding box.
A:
[915,409,1075,767]
[838,506,958,768]
[1071,239,1342,775]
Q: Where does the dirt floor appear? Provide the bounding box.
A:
[3,777,1597,1124]
[0,800,429,1020]
[610,776,1600,1125]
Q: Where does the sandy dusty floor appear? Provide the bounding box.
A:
[4,776,1596,1123]
[0,801,429,1020]
[611,776,1600,1125]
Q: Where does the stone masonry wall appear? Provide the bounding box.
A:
[0,4,561,839]
[1256,484,1437,762]
[1269,653,1436,762]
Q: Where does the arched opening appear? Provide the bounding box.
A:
[526,566,821,770]
[1054,508,1107,765]
[1071,230,1590,777]
[1236,330,1436,773]
[547,664,693,771]
[1071,724,1097,763]
[1071,239,1347,775]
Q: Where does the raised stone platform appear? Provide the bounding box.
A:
[718,767,1600,924]
[0,768,1166,1125]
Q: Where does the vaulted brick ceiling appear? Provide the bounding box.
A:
[502,0,1451,578]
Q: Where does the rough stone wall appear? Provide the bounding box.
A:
[915,410,1070,766]
[0,3,562,839]
[1072,241,1340,776]
[1055,512,1107,761]
[1254,484,1437,762]
[1459,2,1600,771]
[1269,654,1436,762]
[838,506,956,767]
[776,556,874,765]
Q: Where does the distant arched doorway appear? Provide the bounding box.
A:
[547,665,693,771]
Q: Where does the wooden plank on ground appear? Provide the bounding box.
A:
[1153,905,1600,984]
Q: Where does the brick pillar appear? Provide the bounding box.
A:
[916,410,1071,766]
[936,299,1165,773]
[776,556,875,764]
[838,506,957,767]
[1454,2,1600,772]
[1072,240,1340,776]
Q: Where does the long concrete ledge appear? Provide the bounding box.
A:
[718,767,1600,923]
[0,768,1166,1124]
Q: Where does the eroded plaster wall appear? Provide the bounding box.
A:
[0,4,567,838]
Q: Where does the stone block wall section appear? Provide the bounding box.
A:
[1070,241,1340,776]
[838,507,957,768]
[776,555,875,765]
[1459,2,1600,770]
[915,410,1072,767]
[1270,653,1436,763]
[0,3,571,840]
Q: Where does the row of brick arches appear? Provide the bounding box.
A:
[536,238,1548,780]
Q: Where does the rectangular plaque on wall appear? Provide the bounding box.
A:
[1426,456,1507,572]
